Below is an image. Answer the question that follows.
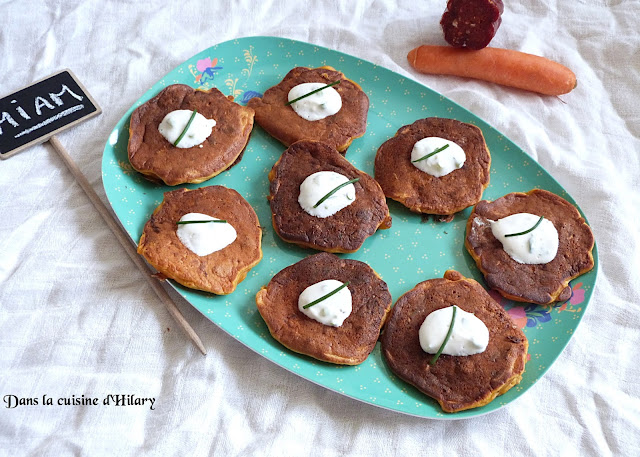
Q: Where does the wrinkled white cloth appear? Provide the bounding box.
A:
[1,1,639,455]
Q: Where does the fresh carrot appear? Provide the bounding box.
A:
[407,45,577,96]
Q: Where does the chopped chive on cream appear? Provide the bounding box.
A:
[313,178,360,208]
[286,80,341,106]
[177,219,227,225]
[412,143,450,163]
[429,305,457,365]
[302,281,350,309]
[504,216,544,238]
[173,109,198,146]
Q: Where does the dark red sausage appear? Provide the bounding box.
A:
[440,0,504,50]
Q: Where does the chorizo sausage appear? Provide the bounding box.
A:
[440,0,504,50]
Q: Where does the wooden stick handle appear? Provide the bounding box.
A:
[48,135,207,355]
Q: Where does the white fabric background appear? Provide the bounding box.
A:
[1,0,639,455]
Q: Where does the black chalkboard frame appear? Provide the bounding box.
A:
[0,69,101,160]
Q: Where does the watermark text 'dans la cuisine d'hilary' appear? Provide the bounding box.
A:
[3,394,156,410]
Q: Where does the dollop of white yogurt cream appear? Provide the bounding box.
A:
[419,305,489,357]
[411,137,466,177]
[158,110,216,148]
[288,82,342,121]
[176,212,237,256]
[490,213,558,264]
[298,280,352,327]
[298,171,356,218]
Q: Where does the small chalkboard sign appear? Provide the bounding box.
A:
[0,69,101,159]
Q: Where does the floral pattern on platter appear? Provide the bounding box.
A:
[555,282,586,313]
[187,49,262,104]
[489,280,587,329]
[237,90,262,105]
[224,46,262,103]
[189,57,223,86]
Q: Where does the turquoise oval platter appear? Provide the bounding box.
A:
[102,36,598,419]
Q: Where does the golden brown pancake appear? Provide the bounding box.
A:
[137,186,262,294]
[374,117,491,216]
[381,270,528,413]
[255,252,392,365]
[247,67,368,153]
[128,84,254,186]
[465,189,595,305]
[268,140,391,253]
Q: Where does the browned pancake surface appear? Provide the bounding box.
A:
[128,84,254,186]
[465,189,595,305]
[381,270,528,413]
[255,252,392,365]
[269,140,391,253]
[374,117,491,215]
[137,186,262,294]
[248,67,368,153]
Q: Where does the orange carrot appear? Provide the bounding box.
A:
[407,45,577,96]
